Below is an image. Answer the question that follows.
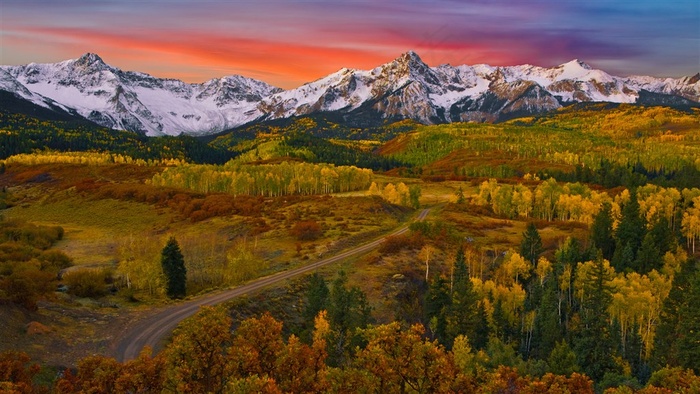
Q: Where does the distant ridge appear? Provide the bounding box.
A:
[2,51,698,136]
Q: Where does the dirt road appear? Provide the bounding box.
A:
[114,208,430,361]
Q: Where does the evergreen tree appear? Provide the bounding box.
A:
[473,301,490,350]
[635,215,673,274]
[635,232,661,274]
[612,190,646,271]
[548,340,580,376]
[532,280,563,359]
[453,248,469,286]
[446,248,480,348]
[591,202,615,260]
[677,270,700,372]
[161,237,186,299]
[554,237,584,278]
[424,276,451,345]
[654,259,697,369]
[301,273,329,341]
[574,253,616,381]
[650,215,674,254]
[520,222,543,265]
[326,271,372,366]
[491,298,515,345]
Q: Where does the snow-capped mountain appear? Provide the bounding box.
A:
[0,53,282,135]
[258,52,699,125]
[1,52,698,135]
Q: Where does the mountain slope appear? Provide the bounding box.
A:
[1,53,282,136]
[258,52,699,125]
[2,52,698,135]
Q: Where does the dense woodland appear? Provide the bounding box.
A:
[1,104,700,393]
[0,112,234,164]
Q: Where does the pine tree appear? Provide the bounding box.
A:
[326,271,372,366]
[302,273,329,336]
[446,248,480,348]
[653,259,696,368]
[591,201,615,260]
[677,270,700,372]
[474,301,490,350]
[648,214,674,255]
[613,190,646,271]
[532,280,563,359]
[161,237,187,299]
[424,276,451,345]
[548,340,580,376]
[635,232,661,274]
[573,253,616,381]
[491,298,515,345]
[520,222,543,266]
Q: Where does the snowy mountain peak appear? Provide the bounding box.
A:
[1,51,698,135]
[547,59,613,86]
[561,59,592,70]
[388,51,429,73]
[69,53,111,76]
[0,54,282,135]
[75,52,105,66]
[369,50,436,90]
[399,50,423,64]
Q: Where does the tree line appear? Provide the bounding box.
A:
[471,178,700,252]
[0,111,234,164]
[150,161,374,197]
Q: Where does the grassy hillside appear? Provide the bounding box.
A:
[379,105,700,185]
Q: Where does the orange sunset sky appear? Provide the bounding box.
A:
[2,1,698,89]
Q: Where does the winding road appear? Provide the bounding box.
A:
[114,208,430,362]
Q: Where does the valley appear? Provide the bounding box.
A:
[1,103,700,392]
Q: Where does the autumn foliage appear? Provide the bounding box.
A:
[379,233,425,254]
[0,351,42,394]
[0,218,70,310]
[0,307,610,393]
[94,183,267,222]
[290,220,323,241]
[3,301,700,392]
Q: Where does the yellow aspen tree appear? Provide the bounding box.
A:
[535,257,553,286]
[367,181,381,196]
[681,197,700,253]
[383,183,400,205]
[396,182,410,206]
[497,251,532,286]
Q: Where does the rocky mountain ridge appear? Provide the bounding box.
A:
[2,51,698,135]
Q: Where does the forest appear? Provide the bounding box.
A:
[1,104,700,393]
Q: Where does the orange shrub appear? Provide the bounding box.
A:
[379,233,425,255]
[291,220,323,241]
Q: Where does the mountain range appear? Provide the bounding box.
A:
[1,51,698,136]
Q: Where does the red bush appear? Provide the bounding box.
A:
[290,220,323,241]
[379,233,425,255]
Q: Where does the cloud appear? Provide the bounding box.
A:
[2,0,698,85]
[10,26,393,88]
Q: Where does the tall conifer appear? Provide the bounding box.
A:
[161,237,187,299]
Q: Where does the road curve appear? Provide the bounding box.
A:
[114,208,430,362]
